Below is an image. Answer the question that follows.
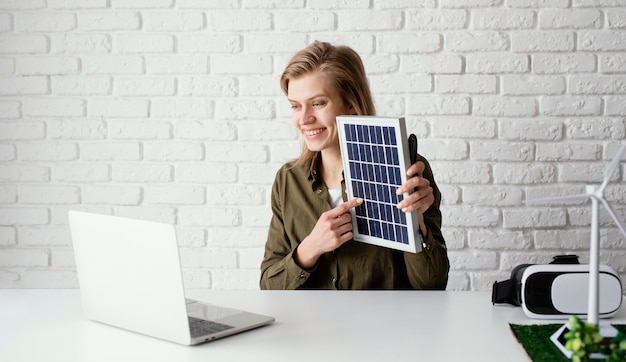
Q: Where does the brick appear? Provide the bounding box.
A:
[114,77,176,96]
[0,165,49,182]
[115,34,174,53]
[435,75,497,94]
[151,98,213,118]
[570,75,626,94]
[50,33,112,54]
[175,162,237,183]
[210,11,272,31]
[88,98,149,118]
[512,31,574,52]
[446,32,509,52]
[177,0,238,8]
[0,144,16,161]
[47,119,106,140]
[378,33,442,53]
[407,9,468,30]
[275,12,335,32]
[179,207,241,227]
[607,9,626,29]
[492,163,556,184]
[51,75,111,96]
[539,9,602,29]
[108,120,171,140]
[237,247,265,269]
[532,53,596,74]
[536,142,601,161]
[18,143,78,161]
[339,10,402,31]
[535,229,590,249]
[1,75,47,97]
[463,186,523,206]
[79,12,141,31]
[144,141,204,161]
[472,9,534,29]
[244,34,307,53]
[503,207,567,228]
[143,12,205,31]
[179,248,237,268]
[579,31,626,51]
[498,119,563,141]
[0,227,15,245]
[48,0,107,9]
[242,0,304,8]
[215,99,274,120]
[24,98,85,117]
[178,35,240,53]
[0,248,48,267]
[471,141,534,161]
[206,227,265,247]
[18,227,71,247]
[447,250,498,269]
[507,0,568,7]
[0,185,16,203]
[417,139,469,160]
[53,164,110,182]
[238,121,296,141]
[207,185,266,206]
[407,95,470,115]
[180,76,237,97]
[0,35,48,54]
[432,162,491,184]
[440,0,501,6]
[15,12,76,32]
[176,120,236,141]
[111,0,173,8]
[469,230,532,249]
[0,207,48,225]
[432,117,496,139]
[401,54,463,74]
[606,96,626,116]
[0,121,45,140]
[82,55,144,75]
[211,269,260,289]
[0,13,12,32]
[82,185,142,205]
[146,55,209,74]
[113,164,173,182]
[466,53,529,74]
[145,185,205,205]
[0,0,46,9]
[540,96,602,116]
[501,75,565,95]
[211,55,272,75]
[566,118,626,139]
[80,142,141,161]
[600,54,626,73]
[20,185,80,205]
[473,96,536,117]
[16,56,80,76]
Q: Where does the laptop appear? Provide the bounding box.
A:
[68,210,275,346]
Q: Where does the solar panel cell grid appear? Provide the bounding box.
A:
[337,116,422,253]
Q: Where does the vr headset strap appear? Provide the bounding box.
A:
[491,255,580,306]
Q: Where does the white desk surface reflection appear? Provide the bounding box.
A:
[2,289,625,362]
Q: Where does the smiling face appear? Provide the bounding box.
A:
[287,71,355,154]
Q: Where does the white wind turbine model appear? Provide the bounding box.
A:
[526,142,626,328]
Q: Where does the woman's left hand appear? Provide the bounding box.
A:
[396,161,434,214]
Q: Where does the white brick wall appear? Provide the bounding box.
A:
[1,0,625,292]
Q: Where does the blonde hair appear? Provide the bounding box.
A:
[281,41,376,166]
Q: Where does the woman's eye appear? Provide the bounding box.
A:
[313,101,325,107]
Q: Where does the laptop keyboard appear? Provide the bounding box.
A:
[188,316,234,338]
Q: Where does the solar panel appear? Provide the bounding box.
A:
[337,115,423,253]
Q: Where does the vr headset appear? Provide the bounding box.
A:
[492,255,623,319]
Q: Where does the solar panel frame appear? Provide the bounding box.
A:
[337,115,423,253]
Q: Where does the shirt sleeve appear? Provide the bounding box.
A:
[403,155,450,290]
[259,167,313,290]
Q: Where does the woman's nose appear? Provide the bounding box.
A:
[299,107,314,124]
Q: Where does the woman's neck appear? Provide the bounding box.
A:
[320,147,343,189]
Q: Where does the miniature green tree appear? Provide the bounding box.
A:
[564,315,626,362]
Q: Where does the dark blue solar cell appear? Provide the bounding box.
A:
[369,219,382,238]
[357,217,369,235]
[388,127,397,145]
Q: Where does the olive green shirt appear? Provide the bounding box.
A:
[260,152,449,290]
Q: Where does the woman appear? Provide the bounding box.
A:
[260,41,449,290]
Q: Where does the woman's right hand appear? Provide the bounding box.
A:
[294,197,363,269]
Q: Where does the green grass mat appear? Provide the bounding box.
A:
[509,323,626,362]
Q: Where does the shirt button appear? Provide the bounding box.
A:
[316,188,322,194]
[300,272,305,278]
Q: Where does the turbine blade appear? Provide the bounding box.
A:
[600,142,626,191]
[599,198,626,240]
[525,193,589,206]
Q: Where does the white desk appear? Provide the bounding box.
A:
[2,289,625,362]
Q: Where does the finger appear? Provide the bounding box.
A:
[406,161,425,178]
[328,197,363,218]
[396,177,421,195]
